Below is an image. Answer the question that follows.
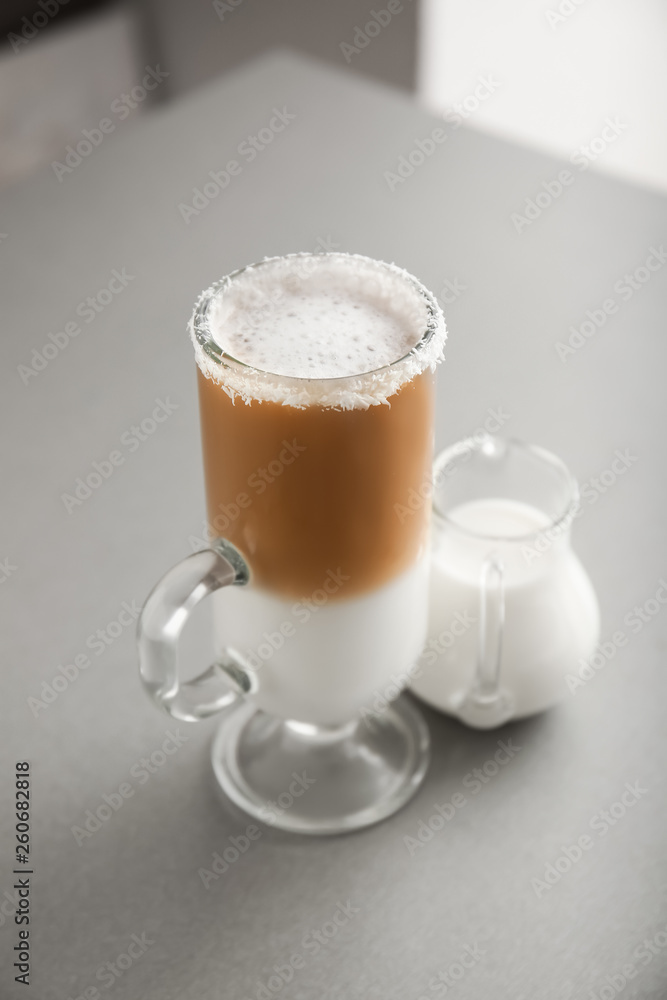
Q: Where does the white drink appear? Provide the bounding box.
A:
[410,498,600,718]
[214,557,429,725]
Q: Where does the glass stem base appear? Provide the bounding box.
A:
[210,694,430,835]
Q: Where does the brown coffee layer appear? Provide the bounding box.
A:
[197,368,434,600]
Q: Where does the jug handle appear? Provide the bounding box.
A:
[457,554,515,729]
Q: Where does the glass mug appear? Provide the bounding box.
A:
[137,252,446,834]
[410,436,600,728]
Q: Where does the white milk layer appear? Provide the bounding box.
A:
[446,497,552,537]
[213,556,429,725]
[410,498,600,718]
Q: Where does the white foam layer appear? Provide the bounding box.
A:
[190,253,446,408]
[209,259,424,378]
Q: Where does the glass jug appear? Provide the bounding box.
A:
[409,437,600,728]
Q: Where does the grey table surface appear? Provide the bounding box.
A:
[1,50,666,1000]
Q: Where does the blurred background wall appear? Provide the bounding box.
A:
[419,0,667,194]
[0,0,664,192]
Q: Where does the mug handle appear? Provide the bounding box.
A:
[457,553,515,729]
[137,539,255,722]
